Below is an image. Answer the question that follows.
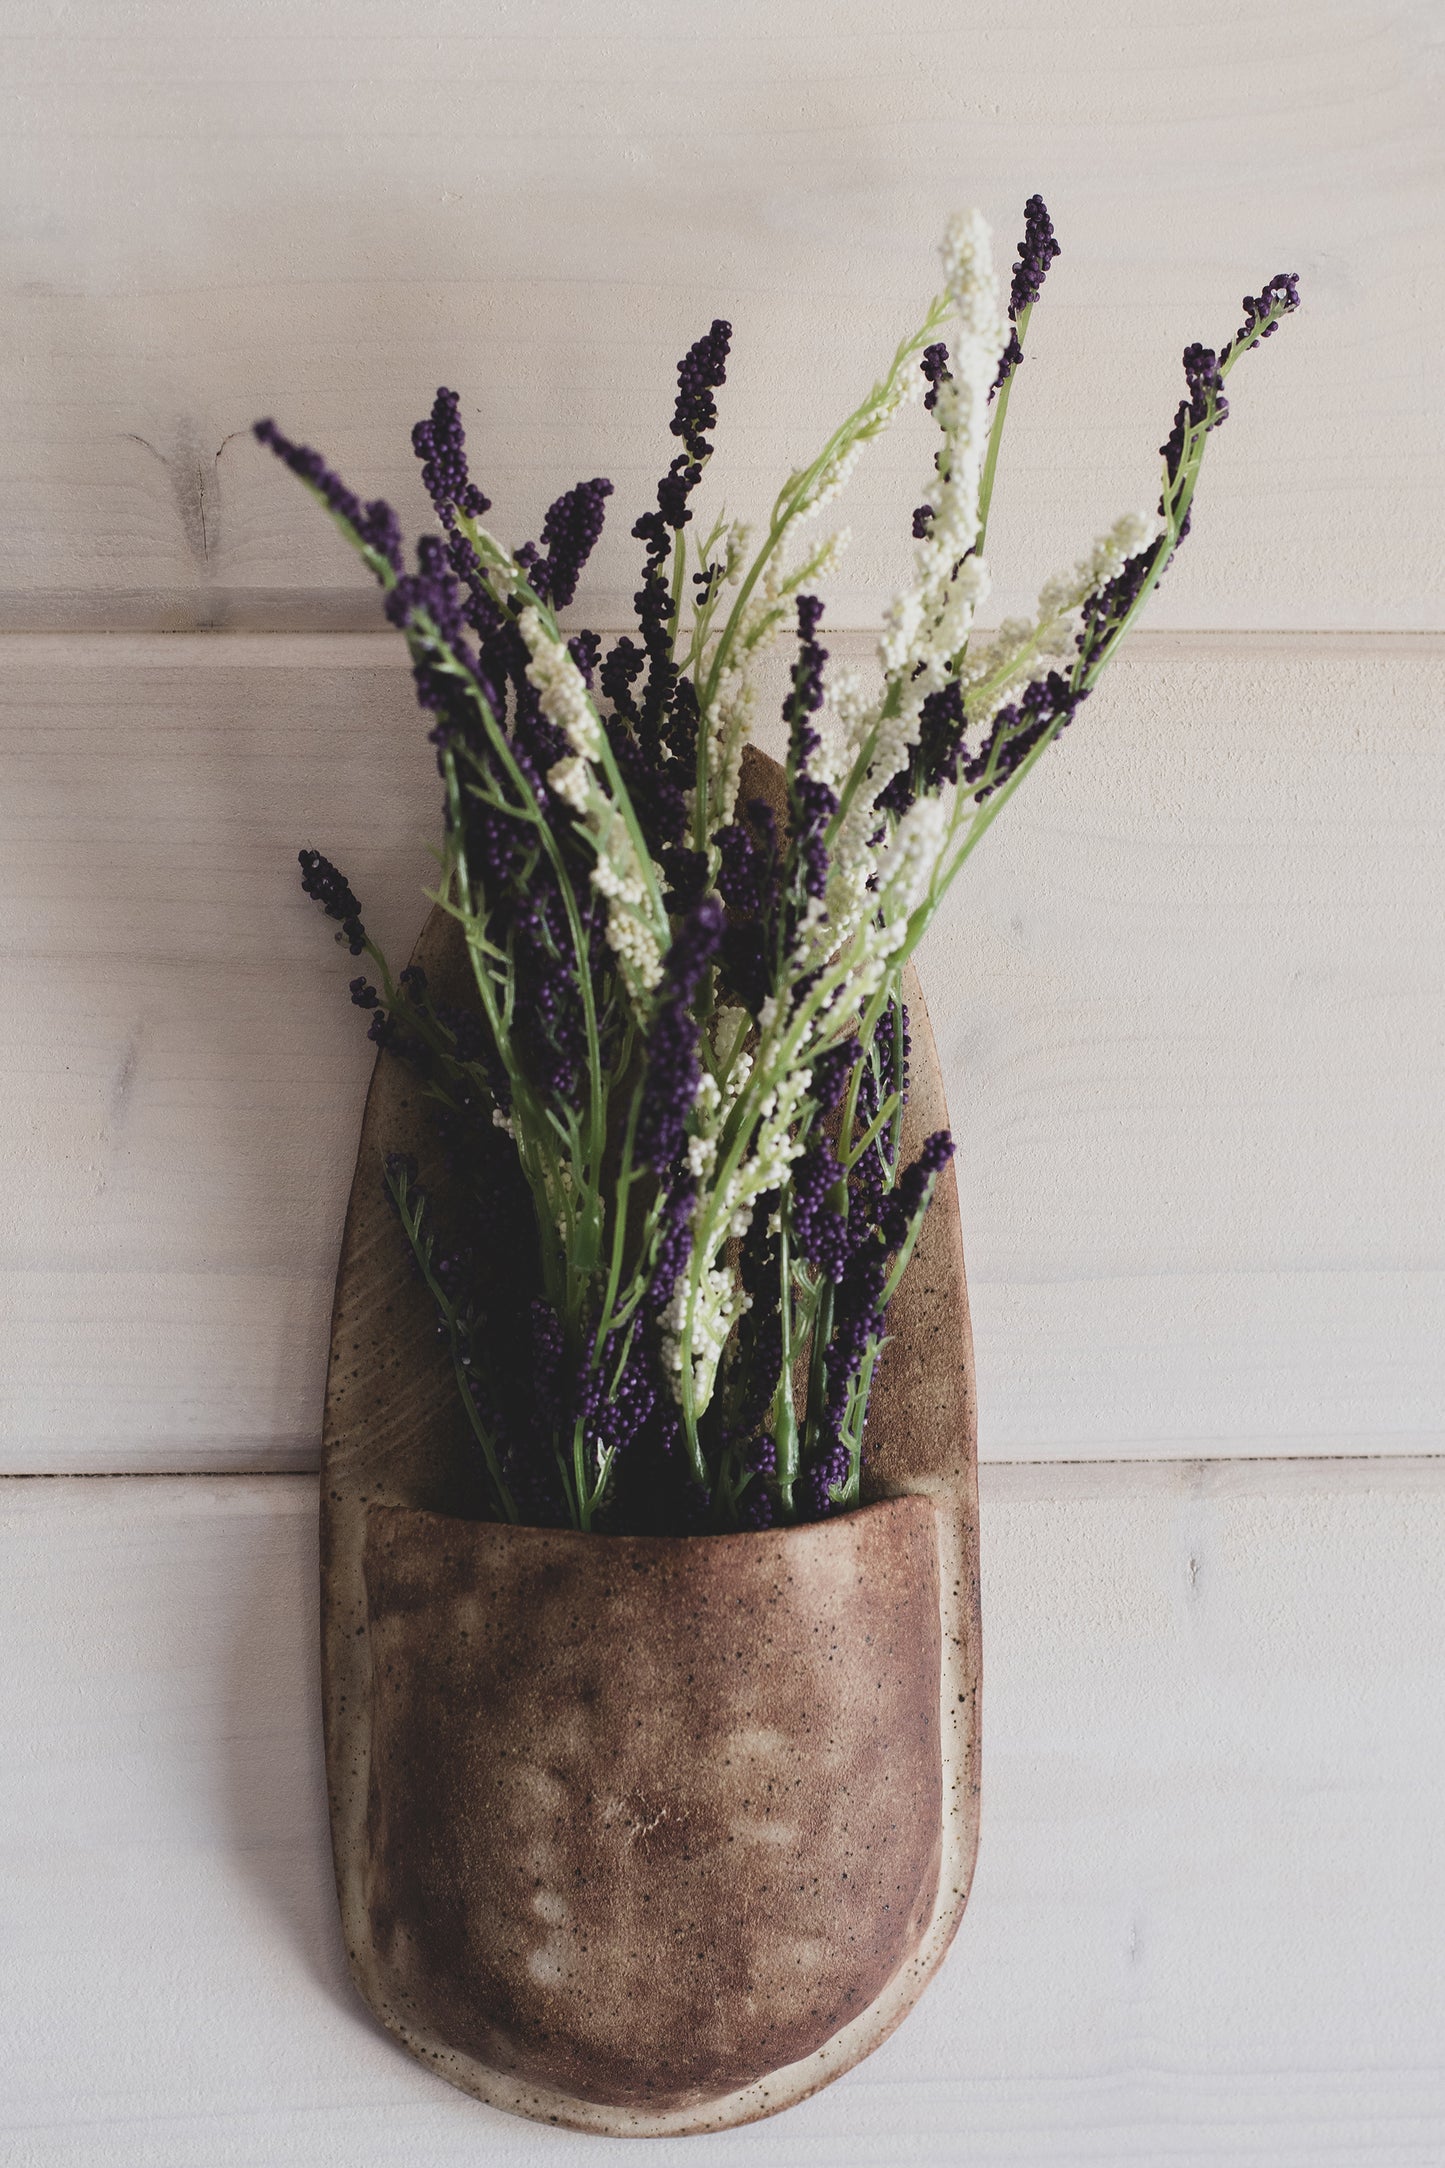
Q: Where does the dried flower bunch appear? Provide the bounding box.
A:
[260,199,1298,1536]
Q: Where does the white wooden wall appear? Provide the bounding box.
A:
[2,2,1441,2159]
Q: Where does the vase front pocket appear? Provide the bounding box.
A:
[357,1496,944,2123]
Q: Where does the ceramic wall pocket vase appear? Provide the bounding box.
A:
[286,204,1306,2140]
[321,833,981,2136]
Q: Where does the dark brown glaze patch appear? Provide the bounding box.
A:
[360,1496,943,2112]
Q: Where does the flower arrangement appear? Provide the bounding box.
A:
[260,199,1297,1539]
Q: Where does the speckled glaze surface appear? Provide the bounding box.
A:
[361,1497,944,2116]
[321,757,981,2136]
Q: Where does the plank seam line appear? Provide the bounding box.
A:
[2,1452,1442,1484]
[1,626,1443,642]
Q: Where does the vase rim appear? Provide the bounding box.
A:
[363,1486,939,1558]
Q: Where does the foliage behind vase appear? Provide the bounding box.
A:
[259,199,1297,1536]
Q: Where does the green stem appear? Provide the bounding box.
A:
[698,299,952,720]
[384,1161,519,1524]
[840,1089,903,1173]
[974,302,1030,562]
[771,1220,800,1514]
[802,1273,834,1468]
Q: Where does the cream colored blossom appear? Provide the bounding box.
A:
[546,754,590,812]
[519,607,603,760]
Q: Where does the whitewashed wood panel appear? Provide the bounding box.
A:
[2,631,1439,1472]
[0,0,1440,632]
[2,1461,1443,2164]
[921,631,1445,1462]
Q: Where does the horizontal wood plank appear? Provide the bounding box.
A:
[2,1461,1444,2163]
[2,630,1440,1472]
[0,0,1440,631]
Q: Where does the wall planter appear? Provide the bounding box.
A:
[320,900,981,2136]
[269,199,1301,2138]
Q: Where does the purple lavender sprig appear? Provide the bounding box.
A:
[991,193,1061,396]
[780,595,838,963]
[253,419,402,579]
[636,897,725,1175]
[616,319,732,804]
[971,194,1062,567]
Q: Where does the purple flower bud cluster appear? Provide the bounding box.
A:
[920,341,952,413]
[789,594,828,732]
[411,388,492,527]
[347,399,631,1156]
[298,847,367,954]
[662,318,733,508]
[720,1188,785,1517]
[790,1136,850,1282]
[1009,194,1061,319]
[715,807,767,916]
[747,1431,778,1478]
[803,1440,851,1518]
[397,399,616,789]
[678,320,732,443]
[1161,342,1229,491]
[647,1177,698,1317]
[381,534,495,754]
[712,797,778,1017]
[992,194,1061,397]
[602,320,732,862]
[570,1300,714,1538]
[882,1127,954,1240]
[877,1000,911,1109]
[635,898,725,1174]
[1227,273,1301,358]
[963,668,1089,802]
[635,318,730,552]
[912,344,955,533]
[877,680,965,816]
[531,478,615,610]
[386,531,477,657]
[568,627,602,688]
[990,344,1022,407]
[575,1326,665,1473]
[810,1038,862,1117]
[512,889,590,1102]
[738,1483,776,1529]
[598,637,644,723]
[784,596,837,921]
[254,420,404,574]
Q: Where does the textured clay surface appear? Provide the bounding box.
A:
[362,1500,942,2112]
[321,750,981,2133]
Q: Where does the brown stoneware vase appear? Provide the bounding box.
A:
[321,761,981,2135]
